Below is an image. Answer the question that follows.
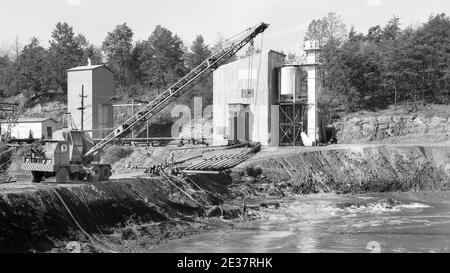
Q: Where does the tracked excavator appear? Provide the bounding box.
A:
[21,22,269,182]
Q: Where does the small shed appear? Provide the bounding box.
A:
[67,63,114,139]
[0,117,58,140]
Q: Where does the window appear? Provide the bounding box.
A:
[241,89,254,98]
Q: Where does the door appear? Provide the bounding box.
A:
[245,111,250,141]
[228,114,238,141]
[47,127,53,139]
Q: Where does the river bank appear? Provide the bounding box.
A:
[1,144,450,252]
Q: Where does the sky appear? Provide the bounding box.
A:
[0,0,449,55]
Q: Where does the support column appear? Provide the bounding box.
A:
[306,67,319,144]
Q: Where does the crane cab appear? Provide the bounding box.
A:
[21,129,111,183]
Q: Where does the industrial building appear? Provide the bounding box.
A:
[0,117,58,140]
[212,41,326,147]
[213,50,285,146]
[67,61,114,139]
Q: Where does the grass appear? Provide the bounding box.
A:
[101,145,134,164]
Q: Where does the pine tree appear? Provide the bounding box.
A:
[48,22,84,96]
[102,23,134,86]
[19,38,56,104]
[140,25,186,91]
[185,35,211,70]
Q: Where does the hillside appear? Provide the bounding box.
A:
[332,104,450,144]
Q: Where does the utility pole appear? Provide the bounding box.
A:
[78,85,87,131]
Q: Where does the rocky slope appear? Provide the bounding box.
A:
[333,105,450,144]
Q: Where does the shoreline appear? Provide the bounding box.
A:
[1,143,450,252]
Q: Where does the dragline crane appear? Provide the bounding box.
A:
[21,22,269,183]
[85,22,269,157]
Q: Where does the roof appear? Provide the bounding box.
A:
[67,64,114,73]
[0,117,58,124]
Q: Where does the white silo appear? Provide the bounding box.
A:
[280,65,300,100]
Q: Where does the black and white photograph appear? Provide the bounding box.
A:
[1,0,450,263]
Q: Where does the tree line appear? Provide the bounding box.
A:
[0,22,224,109]
[306,12,450,115]
[2,13,450,115]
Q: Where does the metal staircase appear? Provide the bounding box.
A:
[85,22,269,157]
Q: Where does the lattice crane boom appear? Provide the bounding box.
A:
[85,22,269,157]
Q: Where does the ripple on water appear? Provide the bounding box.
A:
[335,198,430,214]
[150,192,450,253]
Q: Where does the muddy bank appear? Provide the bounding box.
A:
[0,174,240,253]
[231,145,450,197]
[2,144,450,252]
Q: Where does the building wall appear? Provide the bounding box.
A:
[67,67,113,138]
[41,120,58,139]
[67,70,93,134]
[0,120,57,139]
[1,122,40,139]
[92,68,113,138]
[213,50,285,146]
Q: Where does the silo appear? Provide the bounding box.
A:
[278,65,303,146]
[280,65,299,97]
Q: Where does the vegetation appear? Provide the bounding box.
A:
[0,22,221,116]
[306,12,450,118]
[1,12,450,122]
[101,145,134,164]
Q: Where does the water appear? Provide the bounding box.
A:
[151,191,450,253]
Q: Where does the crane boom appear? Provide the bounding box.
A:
[85,22,269,157]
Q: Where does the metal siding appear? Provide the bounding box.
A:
[67,67,113,138]
[213,51,285,146]
[268,51,285,146]
[93,67,114,139]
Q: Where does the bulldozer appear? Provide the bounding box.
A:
[21,129,111,183]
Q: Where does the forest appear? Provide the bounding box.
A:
[1,12,450,117]
[307,12,450,115]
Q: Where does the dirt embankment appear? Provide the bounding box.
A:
[2,144,450,252]
[0,174,239,253]
[230,145,450,198]
[333,105,450,144]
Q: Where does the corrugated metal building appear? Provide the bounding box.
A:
[67,64,114,139]
[0,117,58,140]
[213,50,285,146]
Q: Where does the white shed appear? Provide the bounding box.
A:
[0,117,58,140]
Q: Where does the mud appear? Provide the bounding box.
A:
[0,175,239,253]
[1,144,450,252]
